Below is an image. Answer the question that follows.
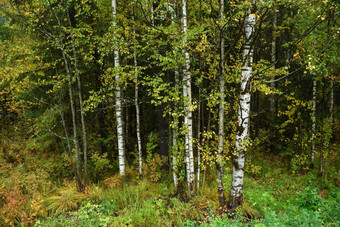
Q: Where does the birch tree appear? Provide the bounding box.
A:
[112,0,125,175]
[132,8,143,179]
[217,0,226,206]
[228,4,256,210]
[65,5,88,186]
[181,0,195,196]
[170,0,179,190]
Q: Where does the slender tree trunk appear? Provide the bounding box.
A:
[132,9,143,179]
[54,19,83,191]
[202,111,211,190]
[319,79,326,176]
[228,6,256,210]
[172,124,179,189]
[197,86,201,191]
[170,1,179,190]
[63,50,83,191]
[217,0,226,207]
[34,3,83,191]
[66,10,88,186]
[269,6,277,151]
[58,97,78,185]
[182,0,195,197]
[112,0,125,175]
[311,76,316,164]
[172,86,179,189]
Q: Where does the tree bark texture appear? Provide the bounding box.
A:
[112,0,125,175]
[66,9,88,186]
[133,10,143,178]
[170,1,179,190]
[54,16,83,191]
[197,85,201,191]
[182,0,195,197]
[229,7,256,210]
[217,0,226,207]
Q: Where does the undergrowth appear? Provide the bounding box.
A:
[1,139,339,226]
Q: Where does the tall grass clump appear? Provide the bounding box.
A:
[44,181,86,215]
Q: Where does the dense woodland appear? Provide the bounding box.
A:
[0,0,339,226]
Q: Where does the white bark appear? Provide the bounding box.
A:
[182,0,195,196]
[197,86,201,191]
[112,0,125,175]
[311,77,316,163]
[229,8,256,209]
[217,0,226,206]
[172,134,178,189]
[172,107,179,189]
[132,10,143,178]
[170,2,179,189]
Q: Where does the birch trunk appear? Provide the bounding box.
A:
[36,3,83,191]
[228,7,256,210]
[54,15,83,191]
[172,123,178,189]
[311,77,316,164]
[217,0,226,207]
[170,1,178,190]
[132,10,143,179]
[63,50,83,191]
[66,10,88,186]
[197,86,201,191]
[182,0,195,197]
[112,0,125,175]
[172,88,179,189]
[270,6,277,150]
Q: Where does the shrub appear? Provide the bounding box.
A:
[144,154,165,182]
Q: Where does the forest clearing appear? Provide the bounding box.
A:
[1,0,339,226]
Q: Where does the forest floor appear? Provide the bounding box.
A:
[0,139,339,226]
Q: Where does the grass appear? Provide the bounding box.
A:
[2,140,339,226]
[35,170,340,227]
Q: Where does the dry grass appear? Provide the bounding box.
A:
[44,182,86,215]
